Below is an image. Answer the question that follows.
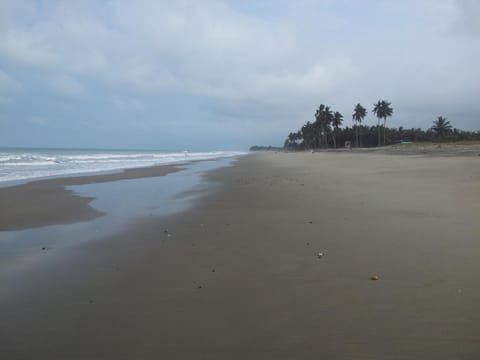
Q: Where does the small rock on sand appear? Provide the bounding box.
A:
[370,275,379,281]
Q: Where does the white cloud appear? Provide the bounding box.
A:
[452,0,480,36]
[50,75,85,96]
[0,0,479,132]
[0,69,22,96]
[111,95,144,111]
[0,0,339,101]
[0,30,57,66]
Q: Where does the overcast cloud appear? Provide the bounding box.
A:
[0,0,479,150]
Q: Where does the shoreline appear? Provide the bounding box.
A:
[0,163,184,231]
[0,148,246,187]
[2,152,480,359]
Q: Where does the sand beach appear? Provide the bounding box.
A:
[1,150,479,359]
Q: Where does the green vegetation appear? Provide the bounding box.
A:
[249,145,284,151]
[431,116,452,139]
[332,111,343,149]
[372,100,393,147]
[352,103,367,147]
[283,101,480,150]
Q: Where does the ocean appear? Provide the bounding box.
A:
[0,147,245,184]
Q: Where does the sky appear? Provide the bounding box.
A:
[0,0,479,150]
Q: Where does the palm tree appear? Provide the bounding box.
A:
[301,121,316,149]
[284,132,299,149]
[314,104,333,148]
[372,100,393,146]
[352,103,367,147]
[431,116,452,140]
[332,111,343,148]
[314,105,325,149]
[323,106,333,148]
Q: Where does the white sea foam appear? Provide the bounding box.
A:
[0,149,245,184]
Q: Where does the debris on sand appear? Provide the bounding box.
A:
[370,275,379,281]
[317,252,324,258]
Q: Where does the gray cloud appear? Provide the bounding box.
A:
[0,0,478,149]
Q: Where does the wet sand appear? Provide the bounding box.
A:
[1,152,480,359]
[0,164,181,230]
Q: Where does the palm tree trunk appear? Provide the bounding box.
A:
[355,124,358,147]
[320,126,324,148]
[383,118,386,146]
[377,120,381,147]
[321,125,326,148]
[333,128,337,149]
[359,125,362,147]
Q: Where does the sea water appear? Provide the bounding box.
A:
[0,147,244,184]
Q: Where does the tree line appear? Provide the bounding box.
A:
[283,100,480,150]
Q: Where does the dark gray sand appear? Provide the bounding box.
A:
[1,152,480,359]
